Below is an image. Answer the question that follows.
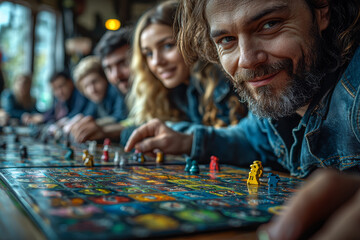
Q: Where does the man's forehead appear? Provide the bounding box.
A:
[205,0,290,18]
[206,0,292,32]
[103,45,130,66]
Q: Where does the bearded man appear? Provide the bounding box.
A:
[125,1,360,238]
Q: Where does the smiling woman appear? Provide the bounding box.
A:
[126,0,247,132]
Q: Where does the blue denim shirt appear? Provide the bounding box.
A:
[190,47,360,178]
[83,84,128,122]
[43,88,89,122]
[1,89,38,119]
[120,68,245,146]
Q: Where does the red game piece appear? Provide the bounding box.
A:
[103,138,111,146]
[101,150,109,162]
[209,155,220,171]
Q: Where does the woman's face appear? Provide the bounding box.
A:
[140,23,190,89]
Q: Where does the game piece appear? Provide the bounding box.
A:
[247,163,260,185]
[101,145,109,162]
[189,160,200,174]
[82,149,89,162]
[253,160,263,177]
[184,157,192,172]
[64,142,74,160]
[119,156,127,167]
[114,151,120,165]
[268,173,280,186]
[19,145,28,159]
[156,151,164,164]
[103,138,111,146]
[209,155,220,172]
[134,150,145,163]
[0,142,6,150]
[14,134,20,143]
[84,154,94,167]
[88,141,97,155]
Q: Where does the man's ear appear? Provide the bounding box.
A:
[314,1,330,32]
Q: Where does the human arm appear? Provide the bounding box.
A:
[70,115,124,143]
[124,118,193,157]
[1,90,28,119]
[21,113,44,125]
[257,169,360,240]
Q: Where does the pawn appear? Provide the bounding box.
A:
[189,160,200,174]
[84,154,94,167]
[20,145,28,159]
[119,156,128,168]
[14,134,20,143]
[0,142,6,150]
[101,145,109,162]
[88,141,97,155]
[268,173,280,186]
[184,157,192,172]
[247,163,260,185]
[103,138,111,146]
[82,149,89,162]
[134,150,145,163]
[156,151,164,164]
[64,142,74,160]
[209,155,220,172]
[114,151,120,165]
[253,160,263,177]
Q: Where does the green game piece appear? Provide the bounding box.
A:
[189,160,200,174]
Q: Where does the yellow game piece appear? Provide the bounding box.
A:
[84,154,94,167]
[82,149,89,162]
[156,151,164,164]
[139,153,145,163]
[253,160,263,177]
[247,163,260,185]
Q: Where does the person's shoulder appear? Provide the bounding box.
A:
[341,46,360,90]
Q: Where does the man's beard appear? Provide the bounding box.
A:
[232,30,325,119]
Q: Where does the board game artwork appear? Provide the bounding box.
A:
[0,165,303,240]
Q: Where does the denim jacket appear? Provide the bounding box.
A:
[43,88,89,122]
[1,89,38,119]
[190,46,360,178]
[83,84,128,122]
[120,68,244,146]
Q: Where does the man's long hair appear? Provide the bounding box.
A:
[175,0,360,72]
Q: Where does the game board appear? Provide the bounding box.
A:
[0,165,303,240]
[0,134,184,168]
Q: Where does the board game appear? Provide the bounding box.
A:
[0,133,183,168]
[0,164,303,240]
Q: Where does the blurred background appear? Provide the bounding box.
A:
[0,0,163,111]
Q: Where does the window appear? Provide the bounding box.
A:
[0,1,32,87]
[0,1,63,111]
[33,10,57,111]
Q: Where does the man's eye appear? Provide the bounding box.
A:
[217,36,236,45]
[263,20,279,30]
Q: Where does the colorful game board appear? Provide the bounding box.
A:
[0,165,303,239]
[0,134,183,168]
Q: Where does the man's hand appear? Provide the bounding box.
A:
[258,169,360,240]
[125,119,193,156]
[70,116,105,143]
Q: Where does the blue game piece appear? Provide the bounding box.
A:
[268,173,280,186]
[184,157,192,172]
[189,160,200,174]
